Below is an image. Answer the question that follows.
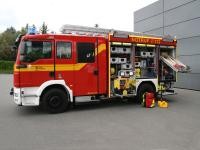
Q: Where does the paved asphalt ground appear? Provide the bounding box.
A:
[0,74,200,150]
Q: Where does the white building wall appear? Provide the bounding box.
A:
[134,0,200,90]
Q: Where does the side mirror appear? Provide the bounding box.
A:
[15,34,24,49]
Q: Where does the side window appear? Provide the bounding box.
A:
[56,42,72,59]
[20,41,52,63]
[77,42,95,63]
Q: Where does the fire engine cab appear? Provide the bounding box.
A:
[10,25,190,113]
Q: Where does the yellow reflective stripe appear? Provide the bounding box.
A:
[14,64,86,72]
[96,43,106,55]
[56,63,86,71]
[14,64,53,72]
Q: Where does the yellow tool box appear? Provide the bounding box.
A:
[158,100,168,108]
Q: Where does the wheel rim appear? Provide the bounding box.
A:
[48,96,62,108]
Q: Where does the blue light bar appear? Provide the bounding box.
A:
[27,26,37,35]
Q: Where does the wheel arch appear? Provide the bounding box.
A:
[37,80,73,103]
[136,80,157,95]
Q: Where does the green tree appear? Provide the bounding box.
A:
[0,24,30,61]
[40,22,48,34]
[0,27,18,61]
[19,23,29,35]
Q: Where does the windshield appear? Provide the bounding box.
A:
[20,41,52,63]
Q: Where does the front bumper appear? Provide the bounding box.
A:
[10,87,40,106]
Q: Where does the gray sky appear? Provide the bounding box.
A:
[0,0,157,33]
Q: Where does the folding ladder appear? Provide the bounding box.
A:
[160,55,191,73]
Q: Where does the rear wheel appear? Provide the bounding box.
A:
[137,83,156,104]
[42,88,70,113]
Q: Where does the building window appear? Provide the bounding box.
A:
[77,42,95,63]
[56,42,72,59]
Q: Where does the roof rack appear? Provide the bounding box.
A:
[60,24,168,39]
[61,24,113,35]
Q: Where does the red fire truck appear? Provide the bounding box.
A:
[10,25,190,113]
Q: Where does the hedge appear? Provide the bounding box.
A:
[0,60,14,74]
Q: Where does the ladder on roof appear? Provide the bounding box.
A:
[60,24,164,38]
[160,55,191,73]
[61,24,113,35]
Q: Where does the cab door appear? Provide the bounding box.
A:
[54,40,74,91]
[18,40,54,87]
[74,38,98,96]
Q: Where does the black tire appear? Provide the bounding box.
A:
[42,88,70,113]
[137,83,155,104]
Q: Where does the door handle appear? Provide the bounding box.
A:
[93,69,98,75]
[49,71,54,78]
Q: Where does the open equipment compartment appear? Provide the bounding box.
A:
[159,46,177,82]
[134,44,157,79]
[109,42,159,97]
[110,42,136,96]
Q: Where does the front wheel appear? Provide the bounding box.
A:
[42,88,70,113]
[137,83,156,104]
